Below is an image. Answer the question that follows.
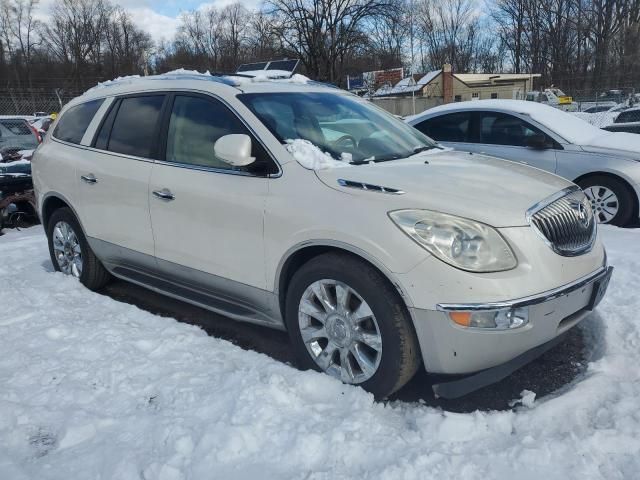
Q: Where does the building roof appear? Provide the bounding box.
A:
[454,73,541,86]
[373,70,441,97]
[373,70,540,97]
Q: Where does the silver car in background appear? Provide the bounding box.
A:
[406,100,640,226]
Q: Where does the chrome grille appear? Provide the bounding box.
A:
[527,187,596,256]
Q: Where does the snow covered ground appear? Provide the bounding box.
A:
[0,225,639,479]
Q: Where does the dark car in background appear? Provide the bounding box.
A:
[0,117,41,231]
[604,107,640,135]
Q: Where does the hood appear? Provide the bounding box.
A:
[315,150,572,227]
[580,132,640,160]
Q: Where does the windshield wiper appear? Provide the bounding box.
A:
[348,146,438,165]
[411,145,439,155]
[350,154,402,165]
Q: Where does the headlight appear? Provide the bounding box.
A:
[388,209,517,272]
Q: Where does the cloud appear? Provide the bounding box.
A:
[128,7,181,43]
[32,0,265,45]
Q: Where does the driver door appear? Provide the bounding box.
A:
[466,111,558,173]
[149,93,276,299]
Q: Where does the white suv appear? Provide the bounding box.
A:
[32,72,612,399]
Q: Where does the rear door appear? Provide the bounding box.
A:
[73,94,166,260]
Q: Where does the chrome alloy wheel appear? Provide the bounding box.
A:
[298,279,382,384]
[584,186,619,223]
[52,221,83,277]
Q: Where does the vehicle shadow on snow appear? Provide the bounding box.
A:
[101,278,606,413]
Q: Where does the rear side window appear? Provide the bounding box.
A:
[53,99,104,144]
[414,112,471,142]
[101,95,165,158]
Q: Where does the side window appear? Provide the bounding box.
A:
[106,95,165,158]
[478,112,545,147]
[165,95,276,175]
[53,99,104,144]
[414,112,471,143]
[616,111,640,124]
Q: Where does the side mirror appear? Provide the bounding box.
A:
[214,134,255,166]
[525,133,550,149]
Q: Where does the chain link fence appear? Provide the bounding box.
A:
[0,90,81,116]
[565,88,638,111]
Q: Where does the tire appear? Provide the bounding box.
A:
[578,175,635,226]
[46,207,111,290]
[285,252,420,399]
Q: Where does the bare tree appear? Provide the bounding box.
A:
[265,0,393,82]
[0,0,40,88]
[417,0,479,71]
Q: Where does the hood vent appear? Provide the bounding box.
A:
[337,179,405,195]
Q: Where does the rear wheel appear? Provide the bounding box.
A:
[285,253,420,399]
[46,207,111,290]
[578,175,634,226]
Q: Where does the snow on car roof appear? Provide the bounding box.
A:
[408,99,606,145]
[78,69,336,101]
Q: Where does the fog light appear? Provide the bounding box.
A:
[448,307,529,330]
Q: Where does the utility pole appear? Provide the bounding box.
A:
[409,0,416,115]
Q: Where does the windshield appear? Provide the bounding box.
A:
[239,92,438,163]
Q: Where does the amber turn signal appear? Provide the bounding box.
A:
[449,311,472,327]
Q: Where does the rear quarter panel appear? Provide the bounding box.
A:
[31,137,78,224]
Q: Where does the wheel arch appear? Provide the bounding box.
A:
[275,241,415,322]
[41,193,85,233]
[574,171,639,219]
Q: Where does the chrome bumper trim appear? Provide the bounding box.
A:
[437,265,610,312]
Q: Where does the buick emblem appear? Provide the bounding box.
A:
[572,201,590,227]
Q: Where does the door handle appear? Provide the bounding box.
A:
[81,174,97,184]
[152,189,175,201]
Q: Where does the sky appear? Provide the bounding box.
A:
[37,0,264,44]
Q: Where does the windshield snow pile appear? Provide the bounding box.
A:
[285,139,351,170]
[0,225,639,478]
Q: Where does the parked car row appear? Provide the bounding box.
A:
[406,100,640,226]
[31,72,612,399]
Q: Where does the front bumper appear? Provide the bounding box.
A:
[409,266,612,398]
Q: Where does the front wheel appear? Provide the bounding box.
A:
[46,207,111,290]
[578,176,634,226]
[285,253,420,399]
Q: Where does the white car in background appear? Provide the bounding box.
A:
[406,100,640,225]
[604,106,640,135]
[32,74,611,399]
[572,103,630,128]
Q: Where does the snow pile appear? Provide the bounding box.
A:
[0,226,639,479]
[585,131,640,153]
[226,71,311,86]
[163,68,214,77]
[285,139,351,170]
[86,75,142,92]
